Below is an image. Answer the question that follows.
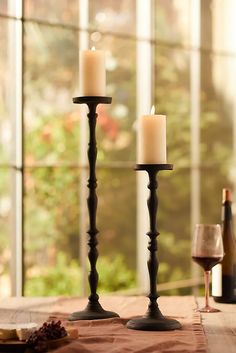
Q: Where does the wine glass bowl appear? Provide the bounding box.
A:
[192,224,224,313]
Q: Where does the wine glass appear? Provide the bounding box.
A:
[192,224,224,312]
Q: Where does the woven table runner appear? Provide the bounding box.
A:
[47,295,207,353]
[0,296,206,352]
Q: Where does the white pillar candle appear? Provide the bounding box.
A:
[138,106,167,164]
[79,47,106,96]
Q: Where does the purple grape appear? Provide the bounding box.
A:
[27,320,67,352]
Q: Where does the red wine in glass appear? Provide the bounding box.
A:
[192,224,224,313]
[192,256,223,271]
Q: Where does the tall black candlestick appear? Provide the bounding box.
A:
[127,164,181,330]
[69,96,119,321]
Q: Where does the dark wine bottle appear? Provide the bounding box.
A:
[212,188,236,303]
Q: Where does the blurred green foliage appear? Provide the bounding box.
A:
[25,252,135,296]
[25,252,82,296]
[97,255,136,292]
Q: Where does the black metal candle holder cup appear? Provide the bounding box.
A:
[126,164,181,331]
[69,96,119,321]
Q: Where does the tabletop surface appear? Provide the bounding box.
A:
[0,295,235,353]
[197,297,236,353]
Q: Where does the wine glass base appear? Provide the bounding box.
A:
[196,306,220,313]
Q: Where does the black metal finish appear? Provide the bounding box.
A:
[69,96,119,321]
[127,163,181,331]
[73,96,112,105]
[135,164,173,171]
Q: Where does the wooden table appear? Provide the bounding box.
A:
[0,296,235,353]
[197,297,236,353]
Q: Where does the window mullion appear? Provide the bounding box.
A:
[136,0,152,293]
[9,0,24,296]
[190,0,201,293]
[79,0,89,296]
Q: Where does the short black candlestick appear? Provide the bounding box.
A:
[127,164,181,331]
[69,96,119,321]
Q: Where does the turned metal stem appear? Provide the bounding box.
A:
[146,169,160,317]
[87,102,99,303]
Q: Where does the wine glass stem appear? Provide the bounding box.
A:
[204,270,210,308]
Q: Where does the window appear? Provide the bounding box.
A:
[0,0,236,296]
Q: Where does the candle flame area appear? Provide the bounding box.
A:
[151,105,155,115]
[91,46,96,51]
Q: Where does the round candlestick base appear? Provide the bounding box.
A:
[68,301,119,321]
[126,316,181,331]
[127,303,181,331]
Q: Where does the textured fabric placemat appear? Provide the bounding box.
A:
[47,296,206,353]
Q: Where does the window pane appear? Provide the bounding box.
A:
[200,51,235,224]
[202,0,236,53]
[0,0,19,17]
[0,0,8,15]
[154,0,191,46]
[24,0,79,25]
[0,168,12,296]
[24,166,136,295]
[91,35,136,163]
[89,0,136,36]
[158,168,191,294]
[212,0,236,53]
[97,168,136,269]
[24,167,80,296]
[154,47,190,167]
[201,167,232,225]
[200,53,233,165]
[24,24,80,164]
[97,167,136,288]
